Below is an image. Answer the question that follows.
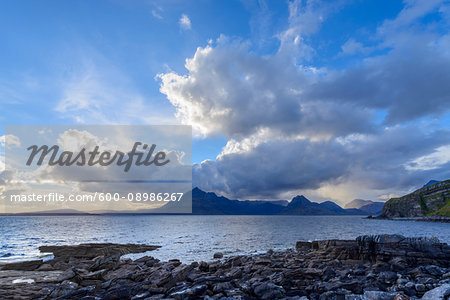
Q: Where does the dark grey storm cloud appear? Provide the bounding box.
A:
[193,126,450,199]
[309,35,450,125]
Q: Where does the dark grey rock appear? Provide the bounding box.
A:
[1,236,449,299]
[212,281,233,293]
[39,243,160,259]
[425,264,445,276]
[253,281,285,300]
[363,290,399,300]
[415,283,426,292]
[199,261,209,271]
[421,283,450,300]
[377,271,397,284]
[57,268,77,282]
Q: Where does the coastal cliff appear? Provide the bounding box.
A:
[381,180,450,218]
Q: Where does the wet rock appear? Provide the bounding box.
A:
[81,268,108,281]
[97,286,136,299]
[0,235,449,299]
[168,258,182,267]
[414,283,426,292]
[0,260,43,271]
[54,285,95,299]
[57,267,77,282]
[321,289,356,299]
[37,263,54,271]
[325,280,360,292]
[255,258,272,265]
[363,290,400,300]
[421,283,450,299]
[164,264,196,288]
[48,280,78,298]
[213,252,224,259]
[425,264,445,276]
[131,291,150,299]
[170,288,194,299]
[345,296,365,300]
[296,241,312,251]
[134,255,159,266]
[88,254,120,271]
[212,281,233,293]
[225,267,242,280]
[378,271,398,284]
[253,281,285,300]
[148,268,171,287]
[199,261,209,272]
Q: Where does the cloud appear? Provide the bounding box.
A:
[310,33,450,125]
[340,38,372,56]
[193,126,450,200]
[159,37,375,139]
[277,0,345,60]
[405,145,450,171]
[54,48,176,125]
[179,14,191,30]
[0,134,21,149]
[152,10,163,19]
[158,0,450,202]
[377,0,444,38]
[193,138,349,198]
[152,5,163,20]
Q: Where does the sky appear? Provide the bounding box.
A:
[1,0,450,204]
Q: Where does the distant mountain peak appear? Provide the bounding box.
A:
[344,198,384,215]
[192,187,204,193]
[192,187,207,197]
[422,180,440,188]
[289,195,311,206]
[319,201,343,210]
[292,195,309,201]
[344,199,374,209]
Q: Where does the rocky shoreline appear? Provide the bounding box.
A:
[0,235,449,299]
[369,216,450,223]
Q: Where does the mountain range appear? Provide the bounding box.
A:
[3,187,370,216]
[160,187,368,215]
[344,199,385,215]
[5,181,447,217]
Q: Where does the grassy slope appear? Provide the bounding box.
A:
[429,199,450,217]
[382,179,450,217]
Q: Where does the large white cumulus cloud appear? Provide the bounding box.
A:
[159,0,450,201]
[159,37,376,140]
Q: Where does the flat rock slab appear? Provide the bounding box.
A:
[39,243,161,259]
[0,259,44,271]
[0,270,63,285]
[0,270,64,299]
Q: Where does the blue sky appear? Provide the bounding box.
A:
[1,0,245,162]
[1,0,450,203]
[0,0,419,161]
